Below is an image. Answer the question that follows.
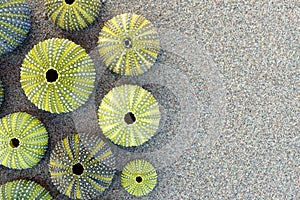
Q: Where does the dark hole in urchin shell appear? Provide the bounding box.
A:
[72,163,84,175]
[124,112,136,124]
[65,0,75,5]
[136,176,143,183]
[46,69,58,83]
[123,38,132,48]
[10,138,19,148]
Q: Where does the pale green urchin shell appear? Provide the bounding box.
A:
[0,80,3,107]
[49,133,115,199]
[0,112,48,169]
[0,0,31,56]
[20,38,96,114]
[121,159,157,197]
[98,84,161,147]
[45,0,102,31]
[0,180,53,200]
[98,13,160,76]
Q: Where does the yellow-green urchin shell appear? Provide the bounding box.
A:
[49,133,115,199]
[0,180,53,200]
[20,38,96,114]
[121,159,157,197]
[98,13,160,76]
[45,0,102,31]
[0,112,48,169]
[0,0,31,56]
[98,84,161,147]
[0,80,3,107]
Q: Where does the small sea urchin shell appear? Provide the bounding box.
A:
[20,38,96,114]
[45,0,102,31]
[121,159,157,197]
[0,180,53,200]
[98,13,160,76]
[0,80,3,107]
[49,133,115,199]
[98,84,161,147]
[0,0,31,56]
[0,112,48,169]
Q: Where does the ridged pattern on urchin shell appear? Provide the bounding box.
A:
[49,134,115,199]
[98,84,161,147]
[0,80,3,107]
[98,13,160,76]
[0,112,48,169]
[20,38,96,114]
[45,0,101,31]
[0,0,31,56]
[121,159,157,197]
[0,180,53,200]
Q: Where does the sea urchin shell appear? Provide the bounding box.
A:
[20,38,96,114]
[0,112,48,169]
[0,180,53,200]
[98,13,160,76]
[45,0,102,31]
[49,133,115,199]
[0,0,31,56]
[98,84,161,147]
[121,159,157,197]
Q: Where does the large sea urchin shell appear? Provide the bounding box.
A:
[0,180,53,200]
[49,133,115,199]
[0,112,48,169]
[98,13,160,76]
[45,0,102,31]
[121,159,157,197]
[20,38,96,114]
[98,84,161,147]
[0,0,31,56]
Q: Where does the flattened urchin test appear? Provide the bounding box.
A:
[98,13,160,76]
[98,84,161,147]
[20,38,96,114]
[0,180,53,200]
[0,0,31,56]
[49,134,115,199]
[0,112,48,169]
[45,0,102,31]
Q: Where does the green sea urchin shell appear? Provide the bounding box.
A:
[45,0,102,31]
[121,159,157,197]
[0,80,3,107]
[0,0,31,56]
[98,84,161,147]
[98,13,160,76]
[0,112,48,169]
[20,38,96,114]
[49,133,115,199]
[0,180,53,200]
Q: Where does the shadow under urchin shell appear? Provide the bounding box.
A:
[0,80,3,107]
[0,112,48,170]
[121,159,157,197]
[98,84,161,147]
[0,180,53,200]
[98,13,160,76]
[45,0,102,31]
[0,0,31,56]
[20,38,96,114]
[49,133,115,200]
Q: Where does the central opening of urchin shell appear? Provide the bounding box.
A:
[65,0,75,5]
[10,138,20,148]
[123,38,133,48]
[124,112,136,125]
[136,176,143,183]
[46,69,58,83]
[72,163,84,175]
